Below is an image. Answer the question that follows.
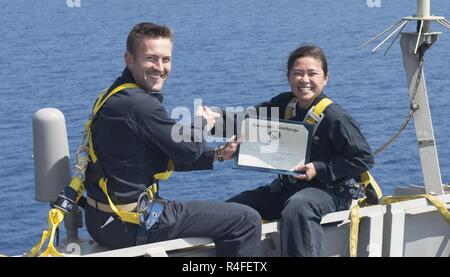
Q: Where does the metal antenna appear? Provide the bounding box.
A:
[359,0,448,195]
[358,0,449,55]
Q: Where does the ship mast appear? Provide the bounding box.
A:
[359,0,449,195]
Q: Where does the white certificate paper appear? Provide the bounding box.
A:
[235,117,312,176]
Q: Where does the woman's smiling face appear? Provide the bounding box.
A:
[288,56,328,109]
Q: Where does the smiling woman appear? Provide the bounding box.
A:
[226,44,374,257]
[288,45,329,109]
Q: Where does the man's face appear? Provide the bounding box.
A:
[125,37,172,92]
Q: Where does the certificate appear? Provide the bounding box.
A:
[234,117,312,176]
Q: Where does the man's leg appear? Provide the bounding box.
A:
[280,186,350,257]
[146,200,262,257]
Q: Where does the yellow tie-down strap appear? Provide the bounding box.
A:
[349,193,450,257]
[349,205,360,257]
[28,209,65,257]
[381,194,450,224]
[349,171,382,257]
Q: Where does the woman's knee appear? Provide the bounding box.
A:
[282,194,320,220]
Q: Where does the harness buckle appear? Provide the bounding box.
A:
[137,184,157,211]
[75,145,89,178]
[306,108,323,124]
[137,192,150,214]
[135,197,165,245]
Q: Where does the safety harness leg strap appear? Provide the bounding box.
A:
[99,178,140,225]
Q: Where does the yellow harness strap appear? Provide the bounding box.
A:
[98,178,140,224]
[86,83,174,224]
[284,97,334,123]
[284,96,334,135]
[349,182,449,257]
[304,98,333,125]
[87,83,139,164]
[284,97,298,120]
[70,175,85,202]
[98,160,175,225]
[357,171,383,206]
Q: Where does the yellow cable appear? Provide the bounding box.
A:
[382,194,450,224]
[39,209,64,257]
[27,230,50,257]
[28,209,65,257]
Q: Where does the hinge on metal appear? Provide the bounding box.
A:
[418,139,434,147]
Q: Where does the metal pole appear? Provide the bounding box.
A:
[400,33,443,195]
[417,0,430,17]
[64,207,82,243]
[417,0,431,33]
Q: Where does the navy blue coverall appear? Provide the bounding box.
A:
[84,68,261,257]
[225,92,374,256]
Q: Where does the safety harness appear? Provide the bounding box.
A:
[29,82,174,256]
[85,82,173,225]
[284,96,382,257]
[284,96,383,205]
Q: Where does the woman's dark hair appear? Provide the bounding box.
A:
[287,44,328,77]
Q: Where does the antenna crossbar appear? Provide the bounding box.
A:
[359,10,448,55]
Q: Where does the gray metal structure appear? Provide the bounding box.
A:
[359,0,449,195]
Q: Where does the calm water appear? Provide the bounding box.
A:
[0,0,449,256]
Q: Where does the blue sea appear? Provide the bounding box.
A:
[0,0,449,256]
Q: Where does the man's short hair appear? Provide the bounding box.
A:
[126,22,173,56]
